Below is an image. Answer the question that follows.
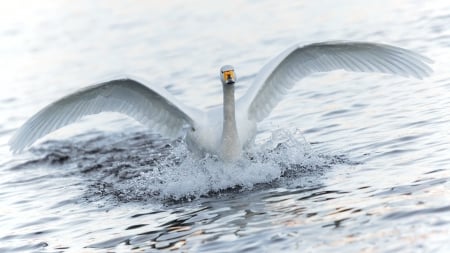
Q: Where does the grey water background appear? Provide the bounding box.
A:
[1,0,450,252]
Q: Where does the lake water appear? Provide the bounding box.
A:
[1,0,450,252]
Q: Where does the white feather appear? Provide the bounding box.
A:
[9,77,203,152]
[237,41,433,122]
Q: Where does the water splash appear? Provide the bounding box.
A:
[16,129,351,202]
[85,129,344,202]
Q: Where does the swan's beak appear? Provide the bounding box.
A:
[222,70,236,85]
[220,65,236,85]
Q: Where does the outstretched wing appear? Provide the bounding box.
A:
[237,41,433,122]
[9,77,203,152]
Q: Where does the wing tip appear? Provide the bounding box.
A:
[8,125,35,154]
[8,138,25,154]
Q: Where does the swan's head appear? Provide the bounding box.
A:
[220,65,236,85]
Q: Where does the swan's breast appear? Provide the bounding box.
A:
[185,107,257,156]
[185,107,223,155]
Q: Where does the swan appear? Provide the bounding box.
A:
[9,41,433,161]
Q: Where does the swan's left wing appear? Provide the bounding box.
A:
[9,77,203,152]
[237,41,433,122]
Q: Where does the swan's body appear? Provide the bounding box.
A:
[9,41,433,161]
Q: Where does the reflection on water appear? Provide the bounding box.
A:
[1,0,450,252]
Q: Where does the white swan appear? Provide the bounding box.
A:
[9,41,433,161]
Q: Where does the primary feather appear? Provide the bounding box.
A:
[238,41,433,122]
[9,78,202,152]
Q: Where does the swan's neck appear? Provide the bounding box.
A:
[220,84,241,161]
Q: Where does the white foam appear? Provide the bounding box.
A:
[114,129,326,201]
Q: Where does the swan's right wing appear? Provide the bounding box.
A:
[9,77,203,152]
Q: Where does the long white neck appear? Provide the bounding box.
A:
[220,84,241,162]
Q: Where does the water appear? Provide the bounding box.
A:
[1,0,450,252]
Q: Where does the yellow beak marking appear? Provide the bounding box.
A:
[223,70,235,81]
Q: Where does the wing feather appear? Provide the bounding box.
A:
[237,41,433,122]
[9,77,203,152]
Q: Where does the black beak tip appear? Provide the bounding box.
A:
[226,79,235,85]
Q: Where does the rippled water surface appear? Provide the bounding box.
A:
[1,1,450,252]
